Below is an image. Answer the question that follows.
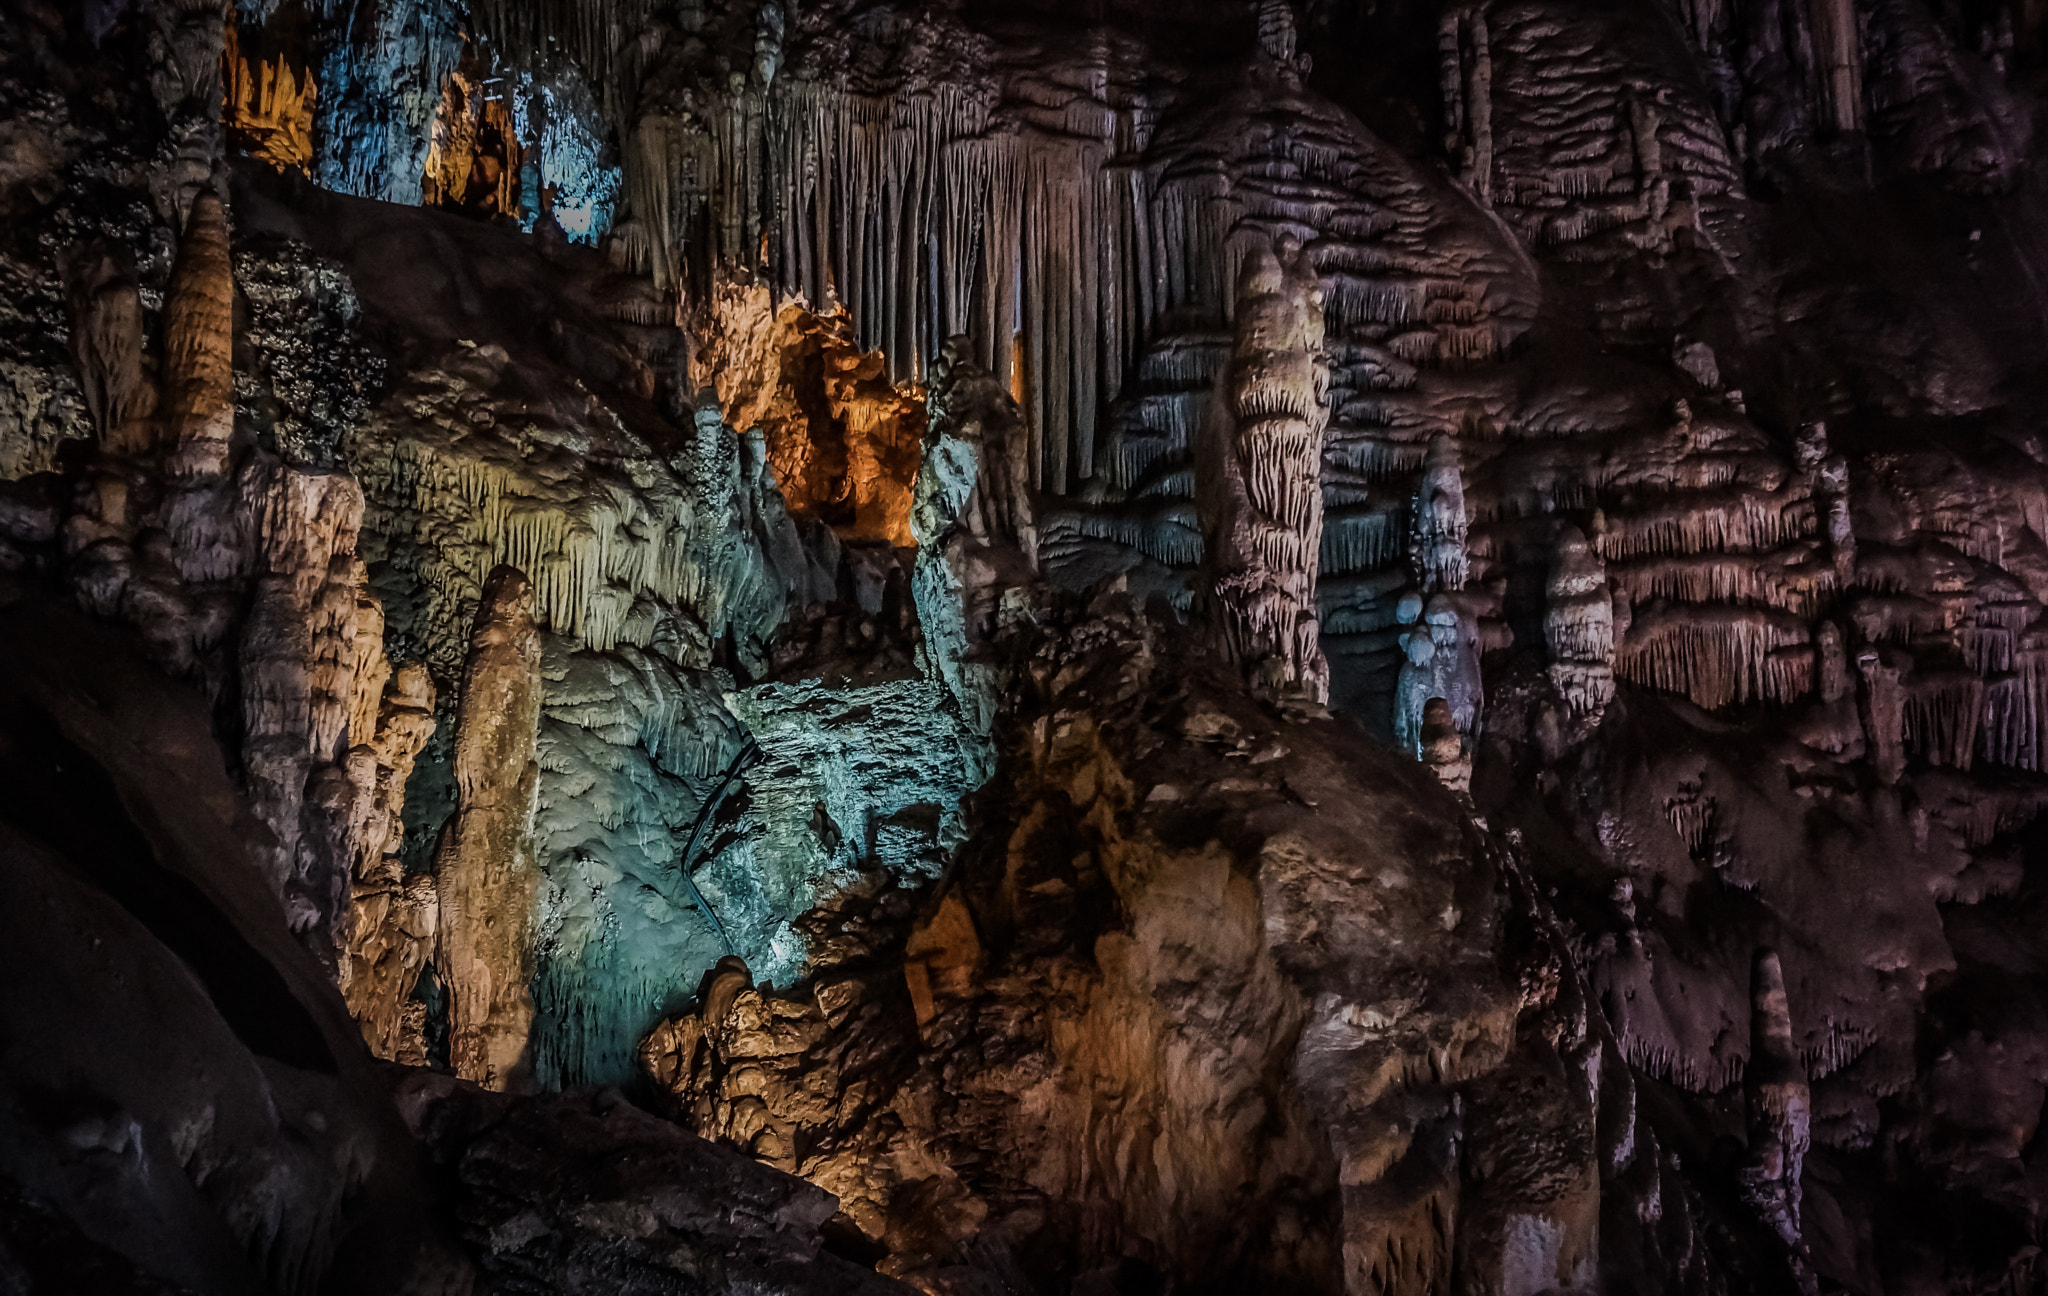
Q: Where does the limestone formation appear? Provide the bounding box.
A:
[1739,948,1813,1274]
[339,658,439,1062]
[1199,233,1332,703]
[436,565,545,1090]
[1546,525,1616,718]
[11,0,2048,1290]
[161,192,235,482]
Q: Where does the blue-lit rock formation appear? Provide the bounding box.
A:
[314,0,464,205]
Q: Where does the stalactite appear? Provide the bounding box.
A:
[620,23,1532,522]
[437,565,545,1092]
[1809,0,1865,132]
[467,0,657,117]
[421,69,522,217]
[1904,669,1984,769]
[315,0,463,206]
[1322,501,1406,573]
[1593,488,1816,561]
[1979,640,2048,770]
[1607,548,1834,618]
[1857,647,1907,783]
[1197,234,1332,703]
[225,17,316,175]
[1614,603,1812,709]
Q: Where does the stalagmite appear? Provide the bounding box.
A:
[1798,422,1856,583]
[141,0,228,225]
[236,462,368,953]
[1810,0,1865,133]
[913,337,1037,761]
[59,246,152,455]
[1439,7,1495,200]
[161,192,235,480]
[1420,696,1471,793]
[1197,234,1332,703]
[1738,949,1815,1289]
[1547,525,1616,717]
[1466,10,1494,201]
[922,335,1036,564]
[1857,646,1907,783]
[1413,434,1470,593]
[1396,594,1484,758]
[437,565,545,1091]
[340,662,439,1062]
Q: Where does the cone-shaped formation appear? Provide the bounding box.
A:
[1739,948,1813,1283]
[437,565,545,1091]
[162,192,235,481]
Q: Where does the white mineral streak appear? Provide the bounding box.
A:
[1199,234,1332,703]
[437,567,545,1091]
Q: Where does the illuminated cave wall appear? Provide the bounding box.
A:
[233,0,620,243]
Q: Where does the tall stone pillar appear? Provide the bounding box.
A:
[436,566,544,1090]
[1198,233,1332,702]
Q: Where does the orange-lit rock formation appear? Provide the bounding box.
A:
[436,565,544,1090]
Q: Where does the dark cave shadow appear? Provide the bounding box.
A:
[0,699,335,1075]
